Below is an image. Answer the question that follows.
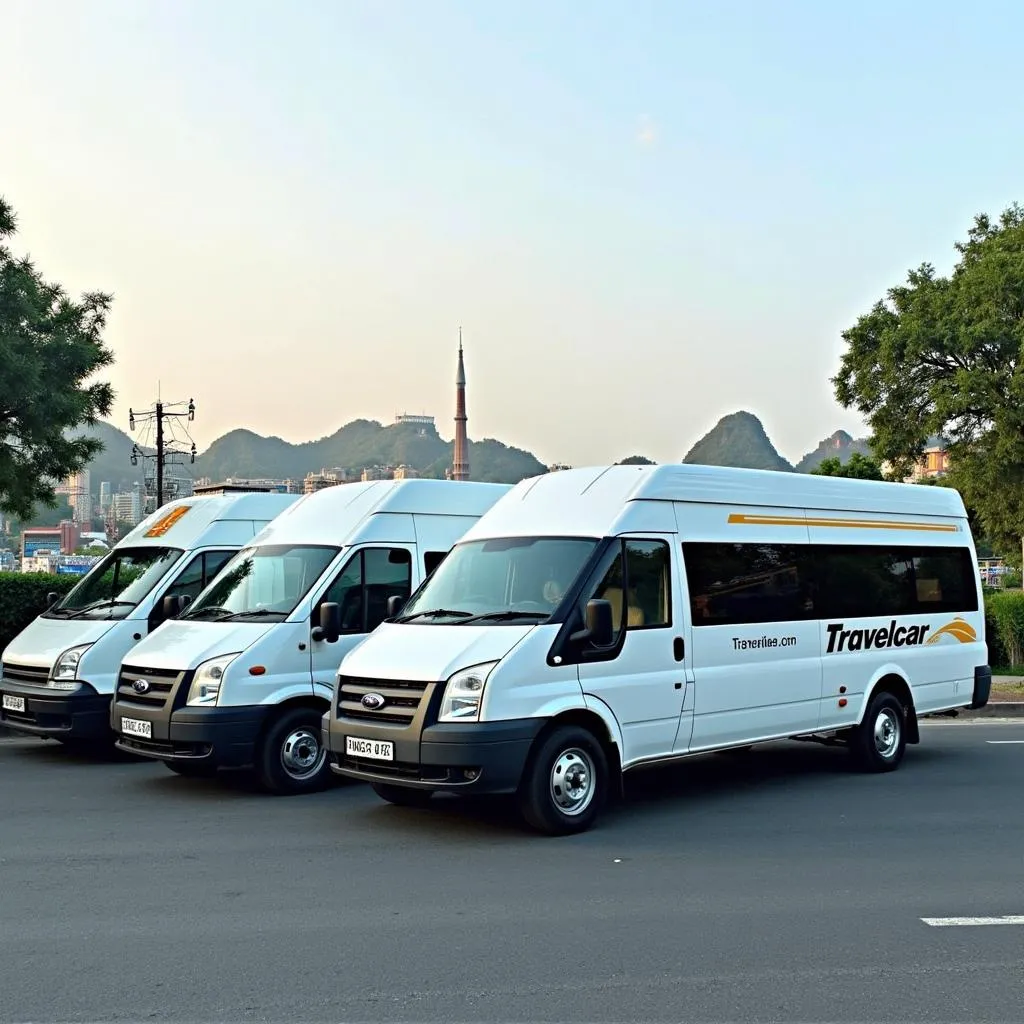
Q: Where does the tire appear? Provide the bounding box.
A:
[371,782,434,808]
[164,760,218,778]
[255,706,331,795]
[516,725,608,835]
[849,690,907,773]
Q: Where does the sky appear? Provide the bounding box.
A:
[5,0,1024,469]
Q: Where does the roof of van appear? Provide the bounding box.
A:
[250,478,512,547]
[117,492,302,550]
[461,464,968,540]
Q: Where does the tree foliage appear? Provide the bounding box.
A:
[617,455,656,465]
[811,453,884,480]
[0,197,114,520]
[834,203,1024,555]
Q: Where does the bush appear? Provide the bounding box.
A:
[0,573,78,656]
[984,589,1024,668]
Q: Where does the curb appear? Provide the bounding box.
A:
[953,702,1024,719]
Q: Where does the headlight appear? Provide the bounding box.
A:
[438,661,498,723]
[186,654,239,707]
[50,644,91,687]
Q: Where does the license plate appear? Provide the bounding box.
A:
[121,717,152,739]
[346,736,393,761]
[2,694,25,713]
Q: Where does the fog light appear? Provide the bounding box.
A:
[463,768,481,781]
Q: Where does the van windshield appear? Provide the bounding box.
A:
[397,536,598,625]
[182,544,339,622]
[46,547,183,620]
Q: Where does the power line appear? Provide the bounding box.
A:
[128,392,197,509]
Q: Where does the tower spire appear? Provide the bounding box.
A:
[452,329,469,481]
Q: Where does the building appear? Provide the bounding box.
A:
[303,468,348,494]
[883,436,951,483]
[112,484,144,526]
[395,414,435,437]
[360,466,389,482]
[451,331,469,481]
[392,465,420,480]
[548,464,573,472]
[99,481,112,510]
[67,469,92,523]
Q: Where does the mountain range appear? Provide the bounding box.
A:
[65,411,873,500]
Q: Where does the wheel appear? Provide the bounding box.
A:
[849,691,907,773]
[255,707,331,795]
[164,760,218,778]
[371,782,434,808]
[516,725,608,835]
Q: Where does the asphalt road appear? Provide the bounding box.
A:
[2,721,1024,1023]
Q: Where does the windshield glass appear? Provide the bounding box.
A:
[182,544,339,621]
[47,547,184,620]
[397,536,598,624]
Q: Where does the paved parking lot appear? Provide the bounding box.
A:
[2,720,1024,1022]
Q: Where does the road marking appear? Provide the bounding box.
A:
[922,916,1024,927]
[985,740,1024,744]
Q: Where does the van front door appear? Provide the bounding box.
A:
[309,547,414,700]
[576,537,687,766]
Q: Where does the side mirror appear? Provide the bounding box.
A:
[570,598,614,648]
[313,601,341,644]
[46,591,59,608]
[386,595,406,619]
[162,595,182,619]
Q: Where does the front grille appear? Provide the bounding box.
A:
[337,676,430,726]
[1,661,49,686]
[117,665,186,709]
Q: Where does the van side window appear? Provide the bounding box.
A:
[424,551,448,576]
[683,542,979,626]
[624,540,671,628]
[321,548,413,634]
[813,545,978,618]
[683,543,810,626]
[584,539,671,640]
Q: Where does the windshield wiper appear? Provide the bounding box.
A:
[395,608,473,623]
[184,606,235,621]
[458,610,550,624]
[223,609,288,621]
[66,600,136,619]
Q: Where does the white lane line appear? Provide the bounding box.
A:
[922,916,1024,927]
[985,740,1024,744]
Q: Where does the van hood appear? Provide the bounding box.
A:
[2,617,119,670]
[339,622,536,682]
[122,621,277,673]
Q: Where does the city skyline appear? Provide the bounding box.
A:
[7,1,1024,466]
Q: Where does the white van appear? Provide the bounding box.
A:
[110,478,510,794]
[0,491,301,745]
[328,464,991,834]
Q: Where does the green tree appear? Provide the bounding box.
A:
[833,203,1024,557]
[810,453,884,480]
[0,197,114,520]
[617,455,656,465]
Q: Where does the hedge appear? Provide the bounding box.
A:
[0,573,78,656]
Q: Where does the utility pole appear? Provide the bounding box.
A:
[129,390,197,510]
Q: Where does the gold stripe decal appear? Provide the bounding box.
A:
[925,618,977,645]
[727,513,958,533]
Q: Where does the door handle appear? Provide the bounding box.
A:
[673,636,684,662]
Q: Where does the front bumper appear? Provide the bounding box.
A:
[112,701,270,768]
[0,678,111,739]
[329,718,547,794]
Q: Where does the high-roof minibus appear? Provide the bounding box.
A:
[327,464,990,834]
[1,491,301,745]
[110,478,510,794]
